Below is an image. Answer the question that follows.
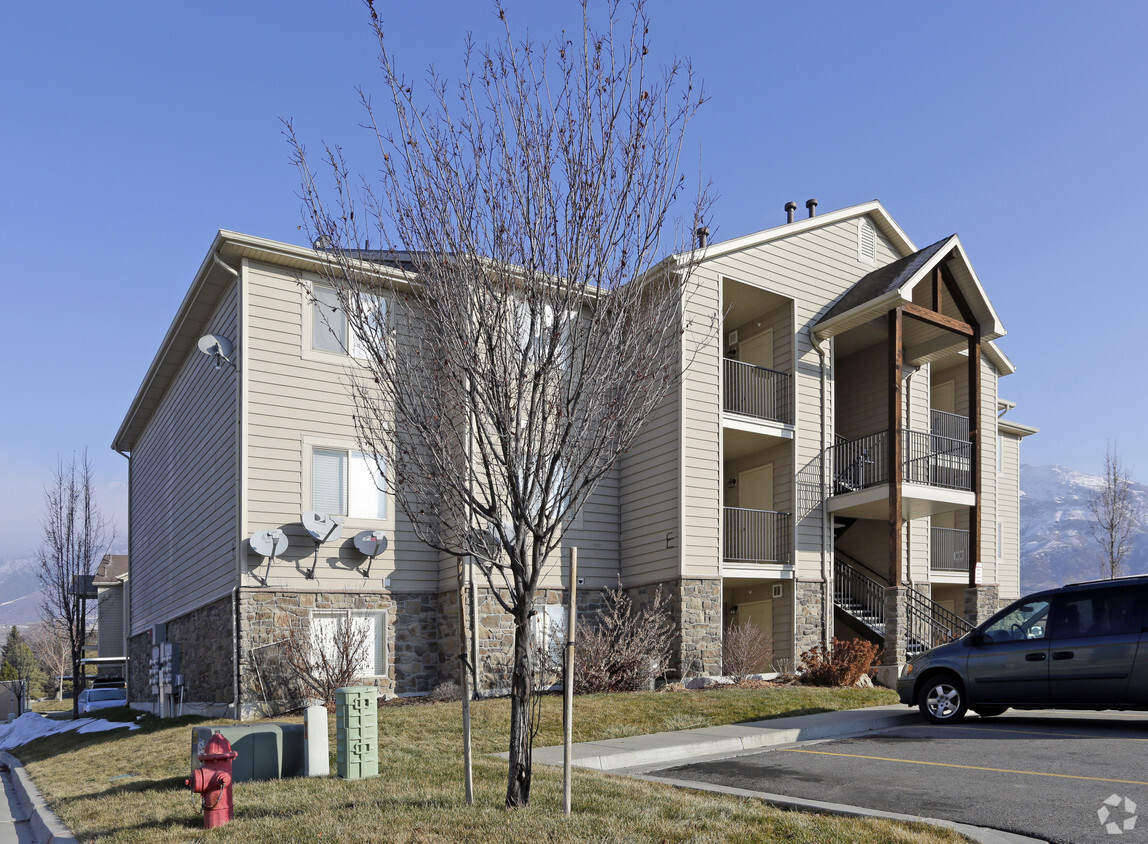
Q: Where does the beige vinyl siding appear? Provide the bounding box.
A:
[998,432,1022,600]
[243,261,439,593]
[979,358,999,582]
[619,388,680,583]
[681,271,722,578]
[701,216,906,581]
[97,587,125,658]
[835,343,888,440]
[129,281,239,636]
[554,467,621,588]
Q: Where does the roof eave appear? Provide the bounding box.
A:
[681,200,918,265]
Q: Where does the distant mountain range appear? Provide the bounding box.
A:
[1020,464,1148,591]
[0,464,1142,631]
[0,555,43,631]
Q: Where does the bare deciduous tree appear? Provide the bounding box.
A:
[1089,443,1137,579]
[288,0,709,807]
[37,452,114,718]
[26,618,71,700]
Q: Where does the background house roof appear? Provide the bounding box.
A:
[93,554,129,586]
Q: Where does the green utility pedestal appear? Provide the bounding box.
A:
[335,686,378,779]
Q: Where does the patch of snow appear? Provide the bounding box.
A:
[0,711,138,751]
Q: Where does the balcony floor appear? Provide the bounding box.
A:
[828,483,975,519]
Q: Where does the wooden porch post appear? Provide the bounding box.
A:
[968,329,981,588]
[889,308,903,587]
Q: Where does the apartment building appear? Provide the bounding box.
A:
[112,200,1033,715]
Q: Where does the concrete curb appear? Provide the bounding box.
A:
[637,774,1047,844]
[0,752,78,844]
[525,704,921,771]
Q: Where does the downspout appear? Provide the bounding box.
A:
[809,330,831,647]
[231,254,244,718]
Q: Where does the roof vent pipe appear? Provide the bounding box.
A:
[806,198,818,218]
[785,201,797,224]
[696,227,709,249]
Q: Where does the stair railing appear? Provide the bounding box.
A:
[833,559,885,630]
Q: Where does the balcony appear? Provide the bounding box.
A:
[723,359,793,425]
[827,412,975,519]
[723,507,791,564]
[931,527,969,572]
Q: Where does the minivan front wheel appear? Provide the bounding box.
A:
[918,675,967,724]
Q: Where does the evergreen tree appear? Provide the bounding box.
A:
[0,627,48,698]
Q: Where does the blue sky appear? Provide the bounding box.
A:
[1,1,1145,558]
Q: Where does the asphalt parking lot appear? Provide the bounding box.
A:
[649,710,1148,844]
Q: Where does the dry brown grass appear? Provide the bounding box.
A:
[13,686,968,843]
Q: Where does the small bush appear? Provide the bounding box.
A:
[722,622,773,683]
[574,585,673,694]
[798,637,880,687]
[770,657,796,682]
[431,680,462,702]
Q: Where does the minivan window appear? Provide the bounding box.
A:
[1052,589,1142,638]
[982,599,1050,643]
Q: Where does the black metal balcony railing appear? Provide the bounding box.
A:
[723,507,791,564]
[830,428,972,495]
[723,358,793,425]
[930,409,969,442]
[931,527,970,572]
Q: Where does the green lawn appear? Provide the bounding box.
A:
[13,686,968,843]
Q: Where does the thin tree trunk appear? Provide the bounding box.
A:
[505,612,533,807]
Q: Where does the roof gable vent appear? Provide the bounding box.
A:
[858,218,876,264]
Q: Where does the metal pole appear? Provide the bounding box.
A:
[457,557,474,805]
[563,547,578,816]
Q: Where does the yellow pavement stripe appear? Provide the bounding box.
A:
[908,723,1148,742]
[776,748,1148,786]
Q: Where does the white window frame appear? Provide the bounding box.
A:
[310,608,388,678]
[304,280,387,363]
[303,437,388,522]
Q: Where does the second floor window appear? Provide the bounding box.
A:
[312,447,386,520]
[312,283,385,359]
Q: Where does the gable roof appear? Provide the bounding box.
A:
[818,237,952,325]
[812,233,1005,343]
[112,231,405,454]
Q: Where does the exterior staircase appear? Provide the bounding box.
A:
[833,556,973,657]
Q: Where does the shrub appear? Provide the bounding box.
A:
[283,616,371,708]
[574,585,674,694]
[722,622,773,684]
[431,680,462,702]
[798,637,880,687]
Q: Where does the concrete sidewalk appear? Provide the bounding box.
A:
[528,704,920,771]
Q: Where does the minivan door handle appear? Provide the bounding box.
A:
[1052,651,1074,660]
[1025,652,1047,661]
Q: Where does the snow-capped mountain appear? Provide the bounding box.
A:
[1020,464,1148,591]
[0,555,43,630]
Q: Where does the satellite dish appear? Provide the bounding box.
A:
[197,334,236,369]
[354,530,388,558]
[249,529,289,558]
[302,511,344,544]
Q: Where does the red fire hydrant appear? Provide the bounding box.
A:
[186,731,238,828]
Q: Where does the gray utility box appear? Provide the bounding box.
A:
[191,724,305,782]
